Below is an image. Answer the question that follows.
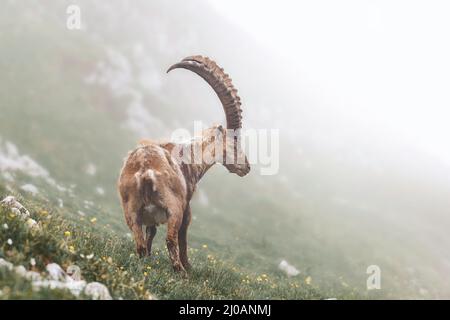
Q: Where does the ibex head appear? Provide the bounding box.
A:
[167,56,250,177]
[223,141,250,177]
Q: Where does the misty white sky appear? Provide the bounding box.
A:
[209,0,450,168]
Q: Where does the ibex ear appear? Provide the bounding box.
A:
[217,124,224,132]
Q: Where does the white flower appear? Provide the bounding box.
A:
[30,258,36,266]
[86,253,94,260]
[7,238,13,245]
[2,223,8,230]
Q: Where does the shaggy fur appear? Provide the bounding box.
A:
[118,56,249,274]
[118,126,249,273]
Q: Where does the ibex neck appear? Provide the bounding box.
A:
[180,137,218,199]
[181,162,215,199]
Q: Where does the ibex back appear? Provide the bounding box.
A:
[118,56,250,274]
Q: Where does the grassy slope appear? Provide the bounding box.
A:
[0,185,331,300]
[0,3,338,300]
[1,2,443,300]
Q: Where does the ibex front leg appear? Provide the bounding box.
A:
[166,208,186,274]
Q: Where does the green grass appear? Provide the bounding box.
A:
[0,188,333,300]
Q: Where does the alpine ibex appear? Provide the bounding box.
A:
[118,56,250,273]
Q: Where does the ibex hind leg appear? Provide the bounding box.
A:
[178,205,192,270]
[166,208,186,275]
[145,225,157,256]
[123,197,146,257]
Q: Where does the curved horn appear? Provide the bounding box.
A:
[167,55,243,129]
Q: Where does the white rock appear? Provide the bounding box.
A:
[1,195,19,207]
[24,271,42,281]
[0,258,14,271]
[32,279,68,291]
[1,196,30,219]
[46,263,66,281]
[65,279,87,296]
[0,258,113,300]
[35,264,87,297]
[14,265,27,277]
[278,259,300,277]
[66,265,82,281]
[84,282,112,300]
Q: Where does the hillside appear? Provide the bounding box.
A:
[1,1,449,299]
[0,188,334,299]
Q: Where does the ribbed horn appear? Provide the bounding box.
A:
[167,55,243,129]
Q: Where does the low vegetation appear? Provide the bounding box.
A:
[0,189,340,300]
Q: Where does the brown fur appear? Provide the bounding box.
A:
[118,125,250,274]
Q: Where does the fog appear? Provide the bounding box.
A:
[1,0,449,298]
[211,0,450,296]
[211,0,450,168]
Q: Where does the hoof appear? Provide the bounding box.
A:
[182,262,192,271]
[173,263,187,277]
[136,246,146,258]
